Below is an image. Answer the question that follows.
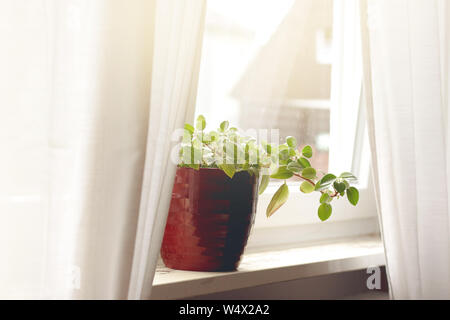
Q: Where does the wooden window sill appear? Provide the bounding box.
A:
[151,235,385,299]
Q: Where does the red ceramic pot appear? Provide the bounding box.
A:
[161,167,259,271]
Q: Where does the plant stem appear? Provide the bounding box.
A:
[293,173,339,198]
[293,173,316,186]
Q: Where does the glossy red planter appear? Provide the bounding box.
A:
[161,167,258,271]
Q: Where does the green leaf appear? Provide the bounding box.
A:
[219,164,235,179]
[264,142,272,154]
[346,187,359,206]
[266,183,289,217]
[196,115,206,130]
[184,123,194,134]
[287,161,302,173]
[286,136,297,148]
[220,121,229,131]
[315,181,322,191]
[315,174,336,191]
[333,181,346,195]
[339,172,358,182]
[300,181,314,193]
[342,179,350,189]
[318,203,332,221]
[259,175,270,195]
[298,157,311,168]
[301,167,316,180]
[320,192,332,204]
[302,145,313,158]
[279,149,290,161]
[270,166,294,180]
[209,130,218,142]
[288,148,297,157]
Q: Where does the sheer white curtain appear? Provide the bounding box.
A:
[0,0,205,299]
[128,0,206,300]
[361,0,450,299]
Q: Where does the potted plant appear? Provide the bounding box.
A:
[161,116,359,271]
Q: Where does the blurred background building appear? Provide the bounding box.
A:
[195,0,333,173]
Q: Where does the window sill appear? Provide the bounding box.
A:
[151,235,385,300]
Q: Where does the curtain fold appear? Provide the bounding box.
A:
[0,0,206,299]
[361,0,450,299]
[127,0,207,300]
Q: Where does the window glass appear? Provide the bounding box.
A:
[195,0,333,175]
